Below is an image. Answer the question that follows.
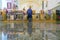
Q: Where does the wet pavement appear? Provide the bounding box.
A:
[0,21,60,40]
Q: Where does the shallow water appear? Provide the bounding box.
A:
[0,21,60,40]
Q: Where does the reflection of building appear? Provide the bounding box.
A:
[2,32,7,40]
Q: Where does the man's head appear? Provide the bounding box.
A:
[29,6,31,9]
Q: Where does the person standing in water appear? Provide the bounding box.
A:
[27,6,33,36]
[27,6,32,21]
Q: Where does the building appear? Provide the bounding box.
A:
[0,0,2,9]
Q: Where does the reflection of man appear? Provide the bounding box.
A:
[27,6,32,21]
[27,21,32,36]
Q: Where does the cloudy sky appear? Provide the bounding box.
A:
[1,0,60,10]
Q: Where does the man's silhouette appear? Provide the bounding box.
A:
[27,6,32,36]
[27,6,32,21]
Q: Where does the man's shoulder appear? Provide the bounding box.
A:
[28,9,32,10]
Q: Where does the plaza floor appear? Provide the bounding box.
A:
[0,21,60,40]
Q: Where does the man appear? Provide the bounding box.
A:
[27,6,32,21]
[27,6,32,36]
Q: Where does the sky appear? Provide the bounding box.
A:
[1,0,60,10]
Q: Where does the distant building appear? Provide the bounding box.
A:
[1,0,18,10]
[0,0,2,9]
[51,5,60,10]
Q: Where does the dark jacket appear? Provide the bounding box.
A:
[27,8,32,18]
